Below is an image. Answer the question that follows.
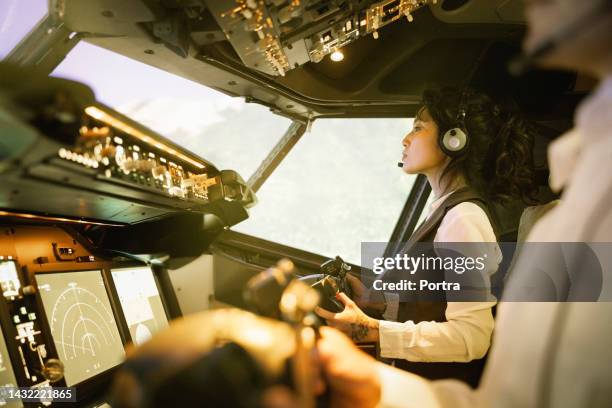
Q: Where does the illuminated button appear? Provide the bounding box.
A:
[20,307,27,315]
[168,186,185,198]
[93,144,103,159]
[330,49,344,62]
[13,315,20,323]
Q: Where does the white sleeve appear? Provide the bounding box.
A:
[378,301,495,362]
[376,363,485,408]
[378,202,499,362]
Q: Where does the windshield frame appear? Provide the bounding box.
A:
[5,12,426,257]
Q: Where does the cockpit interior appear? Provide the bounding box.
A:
[0,0,598,406]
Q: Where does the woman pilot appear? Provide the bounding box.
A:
[316,87,538,386]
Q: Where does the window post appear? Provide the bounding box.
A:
[247,120,308,193]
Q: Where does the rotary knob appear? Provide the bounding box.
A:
[41,358,65,383]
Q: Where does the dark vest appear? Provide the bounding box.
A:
[392,187,498,388]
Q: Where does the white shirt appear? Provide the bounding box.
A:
[376,75,612,408]
[378,192,500,362]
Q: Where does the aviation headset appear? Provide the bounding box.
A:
[438,90,469,157]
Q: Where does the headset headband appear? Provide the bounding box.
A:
[438,88,470,156]
[455,89,468,131]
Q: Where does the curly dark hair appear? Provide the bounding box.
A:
[420,87,538,204]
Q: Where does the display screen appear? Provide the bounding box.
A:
[0,328,22,407]
[0,261,20,298]
[111,267,168,345]
[36,271,125,386]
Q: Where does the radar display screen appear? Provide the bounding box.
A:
[111,267,168,345]
[36,271,125,386]
[0,328,22,407]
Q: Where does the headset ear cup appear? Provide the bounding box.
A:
[440,128,468,156]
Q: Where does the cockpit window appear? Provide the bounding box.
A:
[233,118,416,265]
[0,0,48,59]
[51,41,292,179]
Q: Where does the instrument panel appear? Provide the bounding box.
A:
[59,105,221,204]
[0,224,174,406]
[0,66,255,227]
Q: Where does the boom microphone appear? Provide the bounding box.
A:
[397,162,404,168]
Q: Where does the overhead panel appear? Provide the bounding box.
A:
[203,0,436,76]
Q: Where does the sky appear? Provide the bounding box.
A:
[0,0,47,59]
[0,0,225,107]
[51,42,227,107]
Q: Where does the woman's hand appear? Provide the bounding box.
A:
[315,292,380,343]
[346,274,386,313]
